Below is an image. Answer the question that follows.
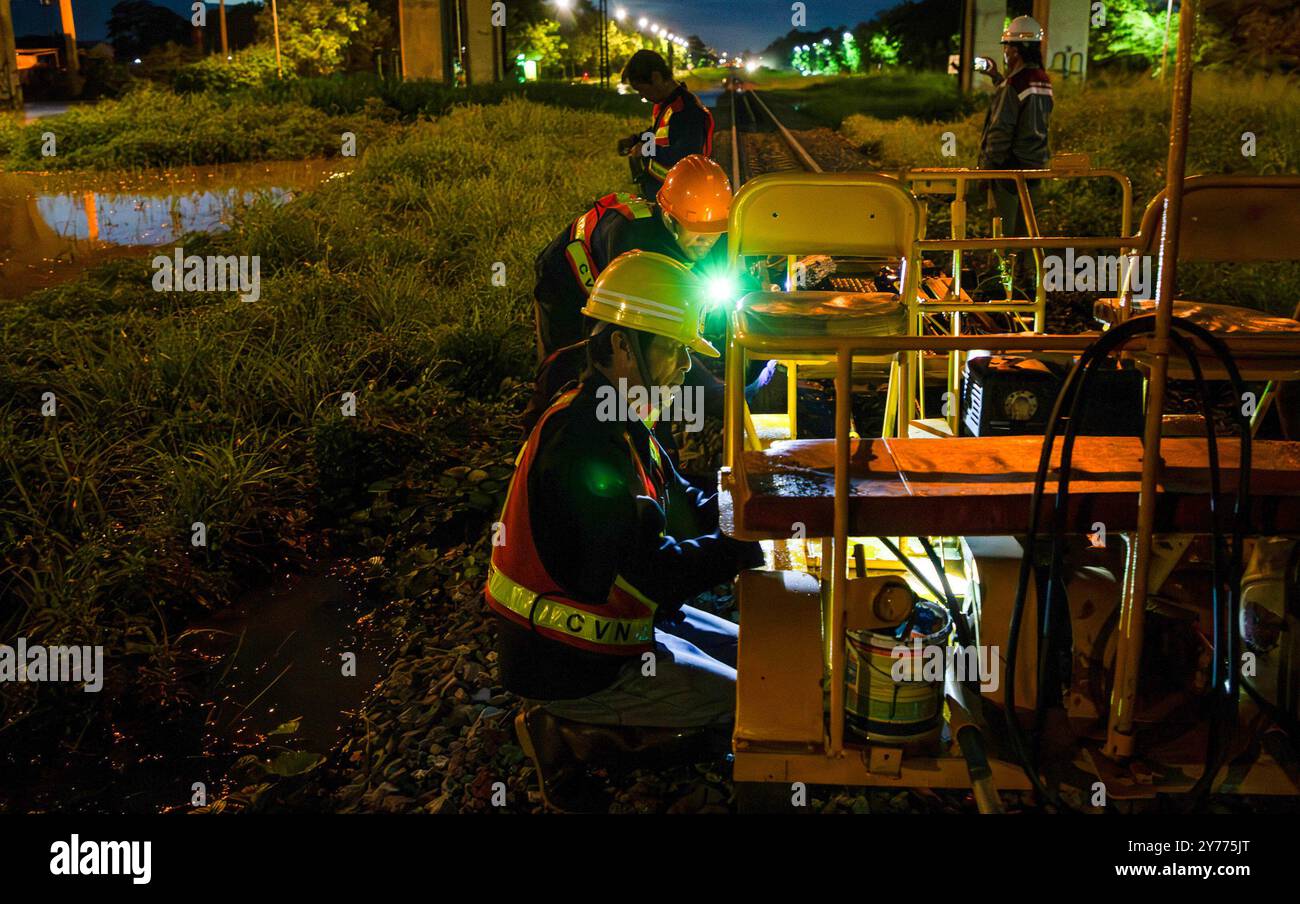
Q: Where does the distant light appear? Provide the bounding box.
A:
[133,57,142,64]
[651,24,660,33]
[638,16,647,28]
[553,0,572,10]
[822,38,831,45]
[666,33,674,41]
[844,32,854,41]
[615,6,626,20]
[746,60,758,72]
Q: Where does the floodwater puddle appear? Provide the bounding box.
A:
[187,561,392,755]
[0,157,350,298]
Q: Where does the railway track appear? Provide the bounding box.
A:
[728,81,823,186]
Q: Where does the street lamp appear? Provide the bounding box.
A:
[638,16,648,28]
[615,6,626,21]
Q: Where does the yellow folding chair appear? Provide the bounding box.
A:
[725,172,924,442]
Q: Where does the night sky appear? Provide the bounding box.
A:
[12,0,257,43]
[616,1,896,55]
[12,0,897,55]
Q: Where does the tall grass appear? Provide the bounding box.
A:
[0,78,643,173]
[241,74,648,120]
[0,99,638,728]
[762,71,967,127]
[0,84,397,171]
[841,72,1300,314]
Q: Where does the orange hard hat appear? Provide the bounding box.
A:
[657,155,732,234]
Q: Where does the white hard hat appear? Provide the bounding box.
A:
[1001,15,1044,42]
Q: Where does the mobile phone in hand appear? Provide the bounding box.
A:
[974,57,991,72]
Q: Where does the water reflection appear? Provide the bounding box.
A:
[1,158,349,298]
[33,184,295,245]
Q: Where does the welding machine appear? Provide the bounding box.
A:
[961,354,1144,437]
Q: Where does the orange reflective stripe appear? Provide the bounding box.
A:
[565,195,653,292]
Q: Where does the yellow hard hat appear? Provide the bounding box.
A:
[582,251,721,358]
[1002,15,1044,42]
[657,155,732,234]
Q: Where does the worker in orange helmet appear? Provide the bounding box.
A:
[532,154,731,363]
[526,155,737,436]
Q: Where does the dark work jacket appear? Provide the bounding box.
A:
[534,205,687,359]
[494,371,763,700]
[632,83,715,198]
[978,65,1054,170]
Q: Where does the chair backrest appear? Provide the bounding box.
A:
[1133,175,1300,263]
[727,172,923,263]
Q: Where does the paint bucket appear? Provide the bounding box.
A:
[844,600,952,745]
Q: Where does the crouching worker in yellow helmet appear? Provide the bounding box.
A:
[488,251,765,811]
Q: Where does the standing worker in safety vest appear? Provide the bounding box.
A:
[618,49,715,200]
[976,15,1054,237]
[532,154,731,362]
[487,251,764,809]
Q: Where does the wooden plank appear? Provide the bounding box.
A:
[730,436,1300,538]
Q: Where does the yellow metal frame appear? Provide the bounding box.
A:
[898,163,1134,434]
[727,165,1138,439]
[723,324,1300,793]
[725,171,925,445]
[1098,174,1300,438]
[721,1,1300,795]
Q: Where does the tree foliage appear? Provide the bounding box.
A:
[1090,0,1174,65]
[256,0,372,76]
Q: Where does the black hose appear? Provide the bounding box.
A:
[918,535,971,645]
[1004,316,1144,810]
[1003,314,1252,811]
[919,535,983,699]
[876,536,947,604]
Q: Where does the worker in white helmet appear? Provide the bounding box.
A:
[975,15,1054,237]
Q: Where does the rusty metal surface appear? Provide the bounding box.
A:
[740,291,906,338]
[1095,298,1300,332]
[731,436,1300,538]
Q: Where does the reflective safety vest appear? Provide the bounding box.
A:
[564,192,655,296]
[646,92,715,182]
[485,387,669,656]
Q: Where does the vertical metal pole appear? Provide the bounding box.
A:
[725,314,745,472]
[57,0,78,76]
[958,0,974,95]
[829,348,852,756]
[599,0,608,87]
[396,0,407,79]
[219,0,229,57]
[0,0,23,112]
[1159,0,1175,82]
[787,362,799,439]
[1104,0,1198,761]
[271,0,283,77]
